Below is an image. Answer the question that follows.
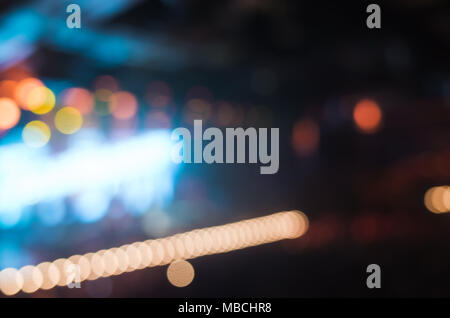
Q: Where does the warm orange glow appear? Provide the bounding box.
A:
[0,98,21,130]
[14,78,44,110]
[109,91,138,120]
[292,118,320,156]
[166,260,195,287]
[353,99,382,133]
[0,211,308,295]
[425,186,450,214]
[0,80,18,99]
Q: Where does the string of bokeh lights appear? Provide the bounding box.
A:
[0,210,308,296]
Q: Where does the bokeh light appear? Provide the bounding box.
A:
[14,78,44,110]
[26,86,55,115]
[19,265,43,294]
[60,87,94,115]
[166,260,195,288]
[353,99,382,133]
[0,98,21,130]
[22,120,51,148]
[425,186,450,214]
[54,107,83,134]
[0,268,23,296]
[0,80,18,99]
[109,91,138,120]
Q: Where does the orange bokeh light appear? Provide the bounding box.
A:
[0,98,21,130]
[353,99,382,133]
[14,78,44,110]
[109,91,138,120]
[0,80,18,99]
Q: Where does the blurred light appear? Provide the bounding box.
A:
[26,86,55,115]
[0,211,308,295]
[54,107,83,134]
[0,268,23,296]
[146,81,172,107]
[353,99,382,133]
[94,89,112,115]
[72,190,110,222]
[19,265,43,294]
[146,110,171,129]
[425,186,450,214]
[109,91,138,120]
[0,98,21,130]
[167,260,195,287]
[14,78,44,110]
[184,98,211,123]
[142,210,172,237]
[0,130,175,223]
[93,75,119,92]
[95,89,112,102]
[36,262,59,290]
[0,80,18,99]
[60,88,94,115]
[22,120,51,148]
[292,118,320,156]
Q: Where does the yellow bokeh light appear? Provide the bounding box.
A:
[54,106,83,134]
[27,86,55,114]
[22,120,51,148]
[167,260,195,288]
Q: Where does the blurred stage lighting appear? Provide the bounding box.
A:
[0,129,176,227]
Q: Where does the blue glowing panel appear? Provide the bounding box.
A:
[0,130,176,227]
